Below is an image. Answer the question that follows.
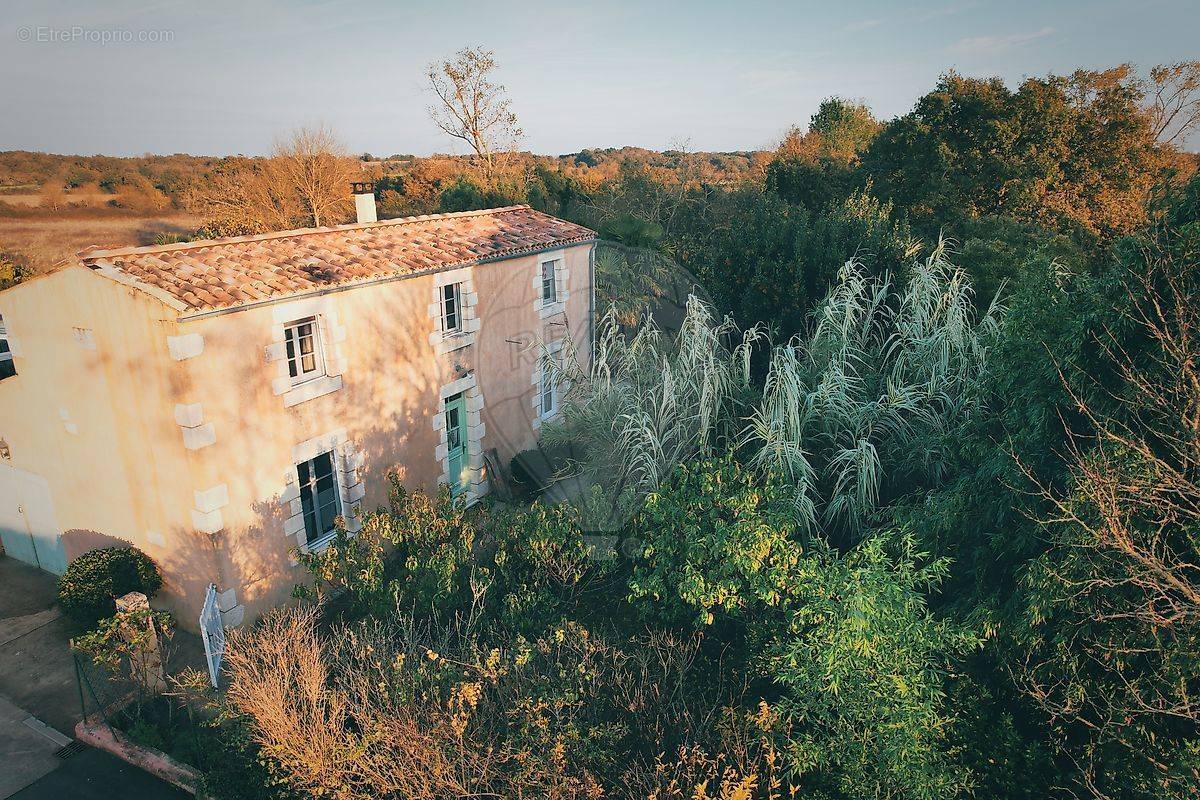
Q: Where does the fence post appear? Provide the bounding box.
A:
[74,651,87,722]
[115,591,166,694]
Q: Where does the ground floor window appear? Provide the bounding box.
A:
[539,342,563,419]
[297,450,341,543]
[0,315,15,380]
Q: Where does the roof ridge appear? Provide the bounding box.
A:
[77,204,537,261]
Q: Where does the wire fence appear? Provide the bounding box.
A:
[72,629,215,773]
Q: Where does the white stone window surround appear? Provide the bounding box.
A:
[191,483,231,535]
[428,267,480,355]
[214,585,245,628]
[534,251,569,319]
[282,317,327,385]
[264,298,347,408]
[531,339,565,430]
[167,332,203,361]
[281,428,366,554]
[174,402,216,450]
[431,374,488,504]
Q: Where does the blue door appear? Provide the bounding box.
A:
[444,394,470,498]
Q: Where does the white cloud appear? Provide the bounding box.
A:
[947,26,1055,56]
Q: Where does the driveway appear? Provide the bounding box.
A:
[0,556,197,799]
[0,557,79,737]
[9,744,190,800]
[0,693,61,798]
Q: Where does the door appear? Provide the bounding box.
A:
[0,464,68,574]
[444,393,470,498]
[199,583,225,688]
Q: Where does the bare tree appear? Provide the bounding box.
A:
[1145,61,1200,145]
[1016,238,1200,798]
[426,47,522,182]
[271,125,358,228]
[187,126,357,236]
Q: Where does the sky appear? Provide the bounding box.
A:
[1,0,1198,157]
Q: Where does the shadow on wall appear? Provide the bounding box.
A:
[62,529,135,563]
[177,283,456,626]
[62,527,223,631]
[145,525,222,628]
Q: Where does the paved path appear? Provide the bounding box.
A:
[0,557,194,799]
[0,694,61,797]
[9,744,190,800]
[0,558,83,735]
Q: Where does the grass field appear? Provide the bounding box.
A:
[0,211,202,275]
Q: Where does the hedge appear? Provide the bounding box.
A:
[57,546,163,628]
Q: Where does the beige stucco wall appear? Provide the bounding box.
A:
[177,242,594,626]
[0,242,593,631]
[0,265,221,620]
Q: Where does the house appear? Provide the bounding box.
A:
[0,189,596,631]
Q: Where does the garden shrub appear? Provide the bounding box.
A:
[485,500,607,635]
[297,474,612,636]
[57,546,163,628]
[72,606,174,693]
[294,474,477,618]
[627,456,802,626]
[767,532,979,799]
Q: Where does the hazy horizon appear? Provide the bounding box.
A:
[3,0,1199,158]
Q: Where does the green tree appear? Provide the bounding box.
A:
[627,456,801,626]
[862,68,1181,238]
[808,97,881,162]
[1010,219,1200,800]
[670,188,813,336]
[764,98,879,211]
[437,175,488,212]
[769,532,978,800]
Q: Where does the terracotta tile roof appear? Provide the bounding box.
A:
[78,205,596,315]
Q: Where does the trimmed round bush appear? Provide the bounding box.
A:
[57,547,163,627]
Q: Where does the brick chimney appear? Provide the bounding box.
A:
[351,181,377,224]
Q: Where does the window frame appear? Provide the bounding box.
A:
[283,317,326,387]
[441,282,463,336]
[540,258,560,306]
[296,450,342,546]
[0,314,15,381]
[539,342,563,420]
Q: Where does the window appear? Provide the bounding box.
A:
[297,451,341,544]
[284,318,324,385]
[0,315,14,380]
[540,259,559,305]
[441,283,462,335]
[539,343,562,419]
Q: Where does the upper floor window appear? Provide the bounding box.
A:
[540,258,559,305]
[0,315,15,380]
[284,317,324,385]
[441,283,462,335]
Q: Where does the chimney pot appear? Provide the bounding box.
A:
[352,181,377,224]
